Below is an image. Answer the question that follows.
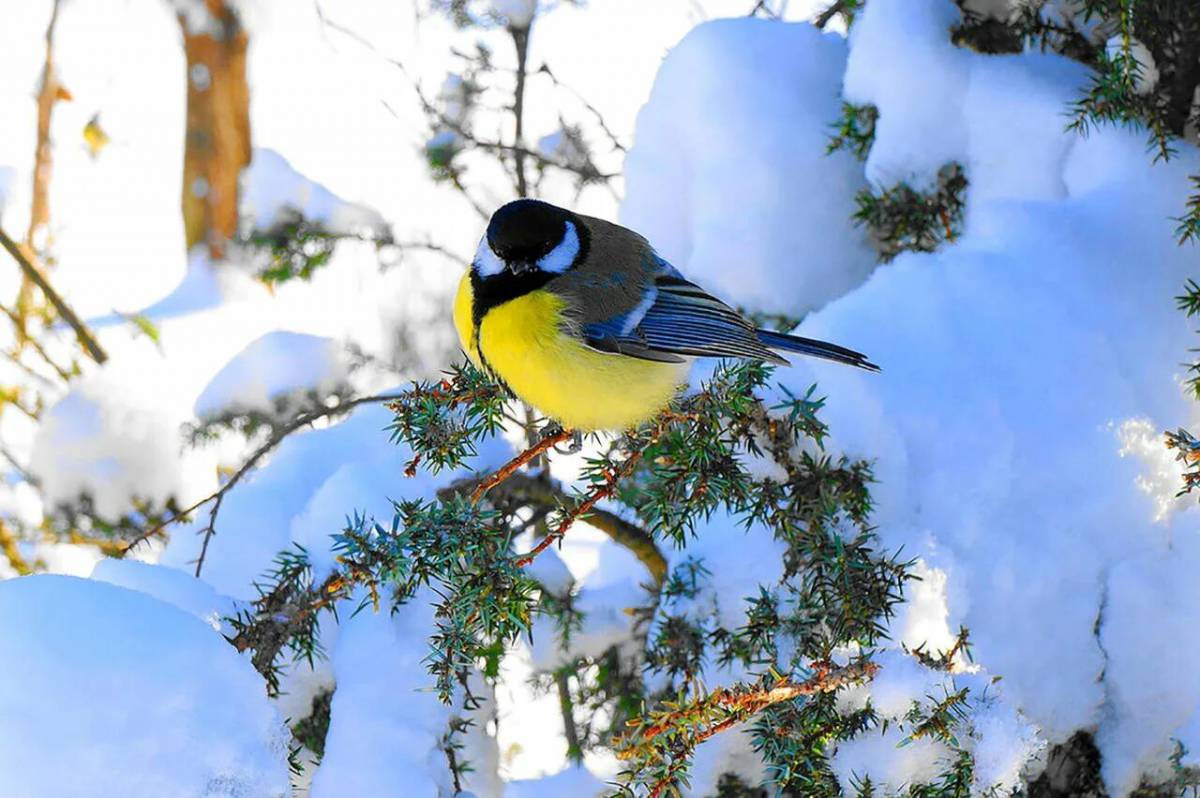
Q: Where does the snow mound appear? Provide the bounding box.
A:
[622,18,875,317]
[0,575,290,798]
[194,331,353,419]
[831,725,952,794]
[241,148,389,238]
[90,558,236,631]
[624,8,1200,793]
[29,371,211,519]
[309,591,501,797]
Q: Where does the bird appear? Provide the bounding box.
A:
[453,199,878,433]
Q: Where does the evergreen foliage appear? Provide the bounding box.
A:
[228,2,1200,793]
[227,357,934,795]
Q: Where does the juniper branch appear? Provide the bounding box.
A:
[615,661,879,798]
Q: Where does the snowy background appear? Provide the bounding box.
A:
[1,0,1199,795]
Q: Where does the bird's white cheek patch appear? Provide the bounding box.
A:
[536,221,580,274]
[474,236,506,277]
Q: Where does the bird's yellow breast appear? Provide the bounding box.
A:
[453,271,685,432]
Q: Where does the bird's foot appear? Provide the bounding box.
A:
[547,426,582,455]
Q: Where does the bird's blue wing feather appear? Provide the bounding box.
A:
[582,267,785,364]
[581,257,879,371]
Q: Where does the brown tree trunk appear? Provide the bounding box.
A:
[179,0,251,260]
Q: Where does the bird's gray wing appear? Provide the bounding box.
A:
[579,270,788,365]
[546,216,786,364]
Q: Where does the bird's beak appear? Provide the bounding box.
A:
[508,260,536,276]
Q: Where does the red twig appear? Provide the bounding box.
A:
[470,428,571,503]
[625,661,880,798]
[514,447,644,567]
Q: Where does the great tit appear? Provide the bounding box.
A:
[454,199,879,432]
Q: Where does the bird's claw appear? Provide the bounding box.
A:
[551,429,583,455]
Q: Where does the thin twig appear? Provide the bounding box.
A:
[2,348,58,390]
[0,443,40,487]
[536,64,627,153]
[0,228,107,364]
[556,670,583,762]
[814,0,848,29]
[122,393,402,562]
[0,304,74,381]
[388,239,471,269]
[191,392,404,577]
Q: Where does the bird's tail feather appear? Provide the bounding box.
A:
[755,329,880,372]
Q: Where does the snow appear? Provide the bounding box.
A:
[240,148,389,238]
[622,18,876,317]
[1106,36,1159,96]
[830,725,952,794]
[968,693,1047,796]
[842,0,969,190]
[194,331,353,420]
[530,576,644,670]
[0,574,290,797]
[4,0,1200,794]
[505,766,607,798]
[689,728,768,796]
[867,650,952,720]
[90,558,236,630]
[492,0,538,28]
[624,5,1200,794]
[29,368,215,519]
[309,590,501,798]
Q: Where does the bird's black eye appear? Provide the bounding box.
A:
[487,199,569,262]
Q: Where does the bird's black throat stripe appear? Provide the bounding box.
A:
[468,207,591,383]
[469,211,591,329]
[469,268,558,391]
[470,268,559,329]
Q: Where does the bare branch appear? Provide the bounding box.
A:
[0,304,74,381]
[0,229,107,364]
[121,392,402,564]
[0,520,33,575]
[535,64,627,154]
[510,25,531,197]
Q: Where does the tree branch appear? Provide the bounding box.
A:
[0,229,106,364]
[0,520,32,575]
[17,0,66,331]
[510,24,531,197]
[535,64,627,154]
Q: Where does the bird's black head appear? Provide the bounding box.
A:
[474,199,584,278]
[488,199,567,261]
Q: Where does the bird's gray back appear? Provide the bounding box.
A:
[548,214,660,326]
